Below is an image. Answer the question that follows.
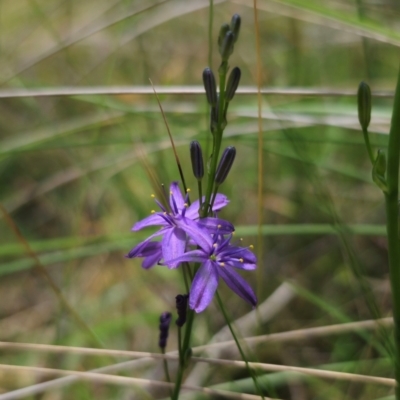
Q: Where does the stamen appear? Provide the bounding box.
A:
[151,210,155,214]
[151,194,155,198]
[249,244,254,249]
[187,188,191,192]
[213,243,217,248]
[239,258,244,263]
[219,262,225,267]
[170,191,173,195]
[184,203,188,207]
[217,224,221,228]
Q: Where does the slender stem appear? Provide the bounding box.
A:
[208,0,213,68]
[385,61,400,399]
[161,348,172,397]
[177,327,183,366]
[362,127,375,164]
[197,180,203,211]
[181,264,190,293]
[171,309,195,400]
[215,292,264,399]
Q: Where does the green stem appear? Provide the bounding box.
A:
[215,292,264,399]
[385,61,400,399]
[161,348,172,397]
[171,309,195,400]
[208,0,213,68]
[197,179,203,211]
[362,127,375,165]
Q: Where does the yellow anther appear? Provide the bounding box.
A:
[151,194,155,198]
[219,262,225,267]
[186,188,191,192]
[184,203,188,207]
[239,258,244,263]
[217,224,221,228]
[170,191,173,195]
[232,231,236,235]
[249,244,254,249]
[163,212,167,215]
[151,210,155,214]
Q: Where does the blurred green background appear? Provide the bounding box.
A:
[0,0,400,398]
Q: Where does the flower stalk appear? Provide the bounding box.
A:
[384,64,400,399]
[128,13,259,400]
[361,66,400,399]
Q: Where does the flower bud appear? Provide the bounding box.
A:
[215,146,236,185]
[202,68,217,106]
[225,67,241,102]
[176,294,188,327]
[190,141,204,180]
[219,31,235,61]
[357,81,371,131]
[230,14,241,43]
[218,23,230,48]
[158,312,172,349]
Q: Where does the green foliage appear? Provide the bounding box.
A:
[0,0,399,398]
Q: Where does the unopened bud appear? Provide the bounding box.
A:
[176,294,188,327]
[226,67,241,102]
[215,146,236,184]
[357,81,371,131]
[202,68,217,106]
[230,14,241,43]
[158,312,172,349]
[218,23,230,48]
[219,31,235,61]
[190,141,204,180]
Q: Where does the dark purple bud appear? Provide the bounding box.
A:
[230,14,241,43]
[158,312,172,349]
[218,23,230,48]
[190,141,204,180]
[202,68,217,106]
[225,67,241,102]
[176,294,188,327]
[357,81,371,131]
[215,146,236,185]
[219,31,235,61]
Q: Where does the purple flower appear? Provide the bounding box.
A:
[164,234,257,313]
[127,182,233,268]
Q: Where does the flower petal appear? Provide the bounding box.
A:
[162,227,187,268]
[189,260,219,313]
[132,213,167,231]
[220,246,257,264]
[228,261,257,270]
[169,182,185,214]
[177,217,213,250]
[211,193,230,211]
[186,193,229,219]
[218,266,257,307]
[163,249,206,266]
[197,217,234,234]
[142,246,163,269]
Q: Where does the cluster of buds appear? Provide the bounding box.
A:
[203,15,242,135]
